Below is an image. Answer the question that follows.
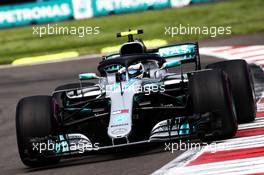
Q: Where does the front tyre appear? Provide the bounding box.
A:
[16,96,60,167]
[189,70,238,140]
[206,60,256,123]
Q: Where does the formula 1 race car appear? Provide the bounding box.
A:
[16,29,256,167]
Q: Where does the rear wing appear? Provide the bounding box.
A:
[103,42,201,70]
[154,42,201,70]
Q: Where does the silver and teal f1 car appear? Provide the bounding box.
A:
[16,30,256,167]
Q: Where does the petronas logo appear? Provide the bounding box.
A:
[72,0,93,19]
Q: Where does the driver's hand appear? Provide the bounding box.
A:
[118,67,126,74]
[118,63,143,74]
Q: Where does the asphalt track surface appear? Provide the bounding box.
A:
[0,33,263,175]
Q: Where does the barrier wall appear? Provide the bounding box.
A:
[0,0,213,28]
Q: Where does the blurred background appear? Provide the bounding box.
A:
[0,0,263,64]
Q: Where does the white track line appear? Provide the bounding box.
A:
[153,149,205,175]
[207,134,264,151]
[164,156,264,175]
[153,115,264,174]
[229,50,264,58]
[200,45,264,67]
[153,124,264,175]
[224,46,264,55]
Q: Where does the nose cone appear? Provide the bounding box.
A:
[108,114,131,139]
[107,80,140,140]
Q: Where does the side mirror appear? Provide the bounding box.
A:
[161,60,181,69]
[79,73,99,80]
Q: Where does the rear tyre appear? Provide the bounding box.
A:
[206,60,256,123]
[16,96,60,167]
[189,70,237,140]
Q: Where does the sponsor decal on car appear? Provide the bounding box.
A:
[112,109,129,115]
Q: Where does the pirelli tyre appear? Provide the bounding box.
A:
[16,96,60,167]
[189,69,238,140]
[206,60,256,123]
